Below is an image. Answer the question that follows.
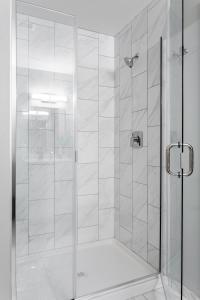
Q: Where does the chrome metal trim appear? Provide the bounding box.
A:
[11,0,17,298]
[182,143,194,176]
[166,143,194,178]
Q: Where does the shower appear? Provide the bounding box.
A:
[124,53,139,68]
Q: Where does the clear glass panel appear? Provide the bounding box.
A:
[161,0,183,299]
[75,1,164,297]
[15,2,76,299]
[183,0,200,298]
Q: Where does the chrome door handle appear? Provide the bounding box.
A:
[166,143,194,177]
[166,143,181,177]
[182,143,194,176]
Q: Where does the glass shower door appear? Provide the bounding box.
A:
[161,0,183,299]
[183,0,200,298]
[15,2,77,300]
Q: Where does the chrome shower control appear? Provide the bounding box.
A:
[130,131,143,148]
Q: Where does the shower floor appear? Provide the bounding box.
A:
[16,240,156,300]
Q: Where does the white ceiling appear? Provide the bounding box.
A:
[23,0,152,35]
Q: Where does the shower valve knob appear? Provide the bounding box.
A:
[130,131,143,148]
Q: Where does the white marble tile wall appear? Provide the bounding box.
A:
[16,13,116,256]
[115,0,166,270]
[16,1,165,262]
[16,15,116,257]
[77,30,115,244]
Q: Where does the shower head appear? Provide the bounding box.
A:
[124,53,139,69]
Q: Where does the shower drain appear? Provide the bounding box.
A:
[77,271,86,277]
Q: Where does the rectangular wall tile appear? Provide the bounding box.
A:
[17,14,28,40]
[29,129,54,163]
[99,87,115,117]
[148,205,160,248]
[148,85,160,126]
[133,72,147,111]
[120,163,132,198]
[119,25,132,67]
[78,34,98,69]
[78,67,98,100]
[99,178,114,209]
[148,43,160,88]
[148,166,160,207]
[148,243,160,270]
[99,208,114,240]
[55,113,73,147]
[55,148,73,181]
[148,0,166,49]
[78,99,98,132]
[29,233,54,254]
[55,214,73,248]
[99,34,114,57]
[16,184,28,221]
[16,148,28,184]
[120,131,132,164]
[99,56,115,87]
[119,227,132,250]
[78,163,98,195]
[99,148,114,178]
[55,181,73,215]
[132,218,147,260]
[132,182,147,222]
[120,66,132,99]
[55,23,74,49]
[16,112,28,147]
[29,164,54,201]
[132,34,147,77]
[78,195,98,228]
[120,98,132,130]
[78,226,98,244]
[29,199,54,236]
[148,126,160,167]
[133,147,147,185]
[78,131,98,163]
[99,117,114,147]
[16,220,28,257]
[17,38,28,75]
[132,9,147,42]
[16,75,28,112]
[120,195,132,232]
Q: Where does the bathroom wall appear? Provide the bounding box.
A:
[114,0,166,270]
[77,29,115,244]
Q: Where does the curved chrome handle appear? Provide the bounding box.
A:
[182,143,194,176]
[166,143,181,177]
[166,143,194,177]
